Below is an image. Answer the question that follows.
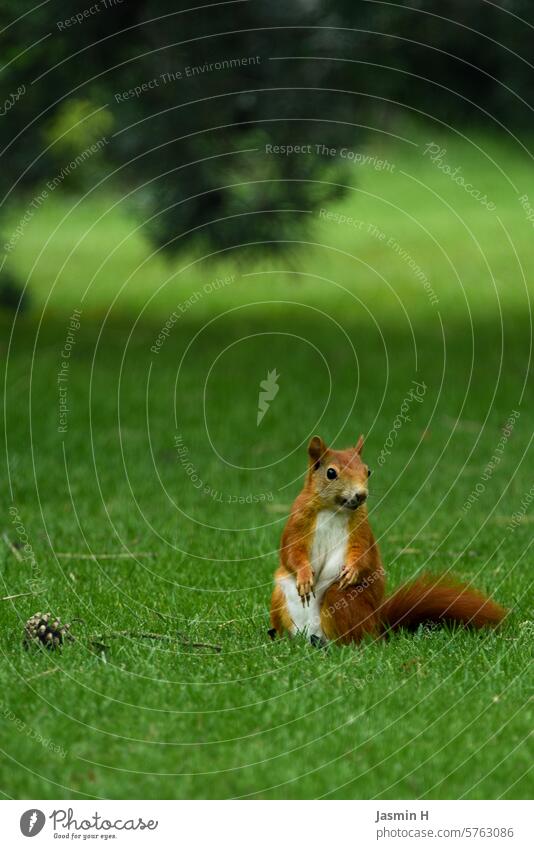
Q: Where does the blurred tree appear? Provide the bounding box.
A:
[0,267,29,312]
[0,0,533,262]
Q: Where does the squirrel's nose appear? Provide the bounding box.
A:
[344,492,367,509]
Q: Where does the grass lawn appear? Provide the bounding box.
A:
[0,132,532,799]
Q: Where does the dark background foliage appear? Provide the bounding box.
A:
[1,0,533,258]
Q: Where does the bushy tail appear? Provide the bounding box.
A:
[380,574,507,632]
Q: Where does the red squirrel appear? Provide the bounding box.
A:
[269,435,506,645]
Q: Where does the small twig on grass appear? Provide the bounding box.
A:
[27,667,65,681]
[89,631,222,652]
[55,552,156,559]
[2,533,23,561]
[176,631,223,652]
[1,590,45,602]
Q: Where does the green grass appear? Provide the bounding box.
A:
[0,132,532,799]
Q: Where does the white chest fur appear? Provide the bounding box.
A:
[310,509,350,591]
[278,509,349,638]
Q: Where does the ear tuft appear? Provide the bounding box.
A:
[355,434,364,455]
[308,435,327,463]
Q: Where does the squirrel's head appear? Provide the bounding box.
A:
[307,434,371,512]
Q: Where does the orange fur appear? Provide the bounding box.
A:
[321,575,384,644]
[380,574,507,632]
[269,435,508,644]
[276,435,372,604]
[270,579,294,634]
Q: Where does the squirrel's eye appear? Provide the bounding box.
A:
[368,468,372,477]
[326,467,337,480]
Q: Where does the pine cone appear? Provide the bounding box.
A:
[23,612,74,650]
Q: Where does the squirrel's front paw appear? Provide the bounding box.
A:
[296,570,315,607]
[338,565,360,590]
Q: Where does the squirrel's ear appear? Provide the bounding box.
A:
[355,434,365,455]
[308,435,327,465]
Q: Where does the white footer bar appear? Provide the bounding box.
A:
[2,799,531,848]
